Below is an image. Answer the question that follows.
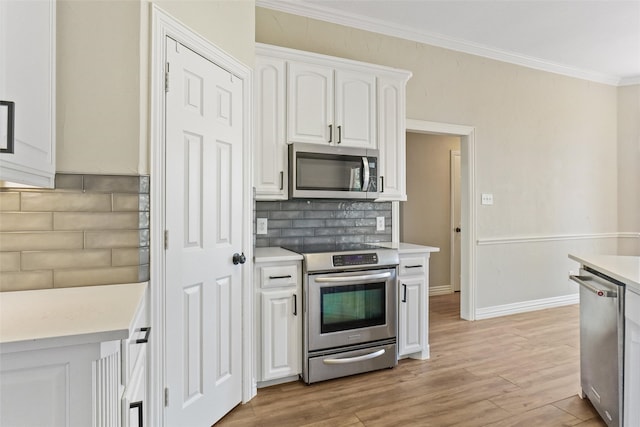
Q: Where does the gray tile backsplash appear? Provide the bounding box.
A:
[255,199,392,248]
[0,173,150,292]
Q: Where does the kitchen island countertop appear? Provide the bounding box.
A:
[569,254,640,293]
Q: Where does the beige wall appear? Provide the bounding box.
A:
[401,133,460,289]
[256,7,623,309]
[617,84,640,255]
[56,0,255,175]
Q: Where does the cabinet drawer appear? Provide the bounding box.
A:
[260,265,298,288]
[399,256,426,276]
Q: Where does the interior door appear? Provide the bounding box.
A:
[451,150,461,292]
[164,37,243,426]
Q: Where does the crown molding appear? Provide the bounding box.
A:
[257,0,637,87]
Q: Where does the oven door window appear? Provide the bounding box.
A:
[320,282,385,333]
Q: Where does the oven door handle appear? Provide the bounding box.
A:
[314,272,392,283]
[322,349,386,365]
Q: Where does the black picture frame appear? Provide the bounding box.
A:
[1,101,15,154]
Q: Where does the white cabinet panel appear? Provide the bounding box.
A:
[397,252,430,359]
[625,290,640,427]
[0,0,56,187]
[254,56,287,199]
[261,288,301,381]
[376,76,407,201]
[287,62,333,145]
[334,70,376,148]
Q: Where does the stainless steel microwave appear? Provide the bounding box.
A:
[288,142,379,199]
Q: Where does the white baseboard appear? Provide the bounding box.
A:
[475,293,579,320]
[429,285,453,296]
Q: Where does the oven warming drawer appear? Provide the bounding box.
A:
[305,340,396,384]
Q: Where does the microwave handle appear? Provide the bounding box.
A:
[362,157,370,192]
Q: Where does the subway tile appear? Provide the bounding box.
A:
[22,249,111,270]
[112,248,144,267]
[0,252,20,272]
[255,238,270,248]
[53,212,140,230]
[292,219,325,228]
[310,201,341,211]
[55,174,84,190]
[314,227,348,236]
[0,192,20,211]
[85,230,142,248]
[139,265,150,282]
[339,201,374,211]
[281,201,315,211]
[355,218,377,227]
[139,176,150,194]
[139,212,150,228]
[0,232,84,251]
[83,175,142,193]
[139,194,150,211]
[325,219,356,227]
[334,210,365,219]
[336,235,366,244]
[303,210,335,219]
[374,202,392,211]
[255,201,281,211]
[21,192,112,212]
[269,210,303,220]
[112,194,140,211]
[303,236,335,245]
[268,238,303,247]
[364,210,391,218]
[140,229,150,247]
[0,212,53,231]
[281,228,315,237]
[0,271,53,291]
[54,266,140,288]
[139,247,150,265]
[267,219,292,229]
[366,234,392,243]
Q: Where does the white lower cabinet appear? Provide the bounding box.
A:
[255,260,302,385]
[397,252,430,360]
[625,289,640,427]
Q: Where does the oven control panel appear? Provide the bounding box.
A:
[333,253,378,267]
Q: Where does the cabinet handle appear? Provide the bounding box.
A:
[337,125,342,144]
[130,401,143,426]
[401,284,407,303]
[293,294,297,316]
[0,101,15,154]
[328,124,333,143]
[269,275,292,279]
[279,171,284,190]
[135,327,151,344]
[380,176,384,192]
[405,265,423,269]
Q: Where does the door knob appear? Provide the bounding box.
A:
[455,227,461,233]
[232,252,246,265]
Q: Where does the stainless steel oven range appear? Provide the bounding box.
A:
[285,244,399,384]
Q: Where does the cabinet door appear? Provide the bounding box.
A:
[398,277,425,357]
[122,346,147,427]
[0,0,55,188]
[334,70,376,148]
[287,62,333,145]
[376,76,407,201]
[254,56,288,200]
[261,288,301,381]
[625,291,640,427]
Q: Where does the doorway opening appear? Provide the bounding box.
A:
[402,119,476,321]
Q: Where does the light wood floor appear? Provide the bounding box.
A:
[217,293,605,426]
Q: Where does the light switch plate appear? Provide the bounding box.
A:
[256,218,268,234]
[481,193,494,205]
[376,216,385,231]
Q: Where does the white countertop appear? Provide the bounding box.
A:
[254,247,303,263]
[569,254,640,293]
[375,242,440,254]
[0,282,147,353]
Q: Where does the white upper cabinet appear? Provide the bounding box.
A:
[255,56,288,199]
[376,76,407,201]
[288,62,376,148]
[254,43,411,201]
[0,0,56,188]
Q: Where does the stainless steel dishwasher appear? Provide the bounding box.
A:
[571,267,625,427]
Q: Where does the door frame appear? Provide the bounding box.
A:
[450,150,461,292]
[403,119,476,320]
[149,6,255,426]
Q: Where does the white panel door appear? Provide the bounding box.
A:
[261,288,300,381]
[451,151,462,292]
[287,62,333,144]
[164,37,243,426]
[398,277,425,356]
[334,69,376,148]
